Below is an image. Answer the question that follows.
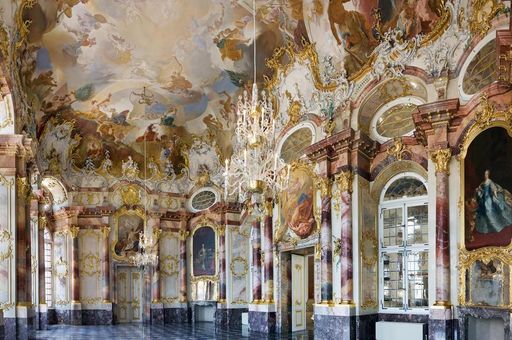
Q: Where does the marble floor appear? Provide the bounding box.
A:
[32,322,314,339]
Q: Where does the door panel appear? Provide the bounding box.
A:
[291,254,306,332]
[116,267,143,323]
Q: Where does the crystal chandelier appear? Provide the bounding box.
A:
[223,0,289,201]
[129,125,158,268]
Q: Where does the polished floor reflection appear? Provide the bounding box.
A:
[33,322,314,339]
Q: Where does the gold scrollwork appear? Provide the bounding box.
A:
[54,299,70,306]
[54,257,69,279]
[0,302,15,310]
[0,174,14,188]
[69,225,80,239]
[81,297,102,305]
[100,225,110,239]
[160,255,179,277]
[15,0,37,51]
[0,229,13,261]
[178,229,189,241]
[160,297,179,304]
[80,252,101,277]
[16,176,30,199]
[315,177,332,198]
[386,138,410,161]
[230,256,248,279]
[120,185,142,206]
[335,171,354,194]
[468,0,506,36]
[360,231,378,267]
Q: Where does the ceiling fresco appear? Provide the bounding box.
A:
[10,0,308,185]
[0,0,509,195]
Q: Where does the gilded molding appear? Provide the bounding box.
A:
[160,255,179,277]
[178,229,189,241]
[152,227,162,242]
[16,176,30,198]
[263,199,273,217]
[80,252,101,277]
[468,0,505,36]
[100,225,110,239]
[386,138,410,161]
[315,177,332,198]
[230,256,248,279]
[360,230,378,267]
[430,148,452,175]
[334,171,353,194]
[458,242,512,309]
[0,229,13,261]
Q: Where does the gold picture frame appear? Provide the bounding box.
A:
[111,206,146,263]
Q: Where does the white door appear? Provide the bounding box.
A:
[291,254,306,332]
[116,267,143,323]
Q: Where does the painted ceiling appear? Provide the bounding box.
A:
[0,0,506,194]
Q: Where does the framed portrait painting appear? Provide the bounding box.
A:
[192,226,216,277]
[464,127,512,250]
[111,207,145,263]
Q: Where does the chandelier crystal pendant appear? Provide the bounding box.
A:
[223,0,290,202]
[129,121,158,268]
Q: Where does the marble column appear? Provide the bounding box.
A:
[178,230,188,303]
[429,148,454,340]
[336,171,354,304]
[317,178,333,303]
[37,207,48,330]
[69,226,82,325]
[150,227,163,324]
[263,200,274,303]
[100,226,110,303]
[218,225,227,302]
[251,218,262,302]
[431,148,451,305]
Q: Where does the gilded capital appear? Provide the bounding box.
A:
[178,229,189,241]
[38,216,47,231]
[16,176,30,198]
[152,227,162,241]
[335,171,353,193]
[69,225,80,239]
[431,148,452,174]
[315,177,332,197]
[218,225,226,236]
[100,225,110,239]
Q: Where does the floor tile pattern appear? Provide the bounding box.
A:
[33,322,314,339]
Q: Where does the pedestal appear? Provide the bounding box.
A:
[81,302,113,325]
[313,304,356,340]
[15,305,36,339]
[429,306,454,340]
[70,302,82,326]
[248,303,276,333]
[215,303,247,330]
[38,304,48,330]
[163,303,190,323]
[150,302,164,324]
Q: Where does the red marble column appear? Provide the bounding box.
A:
[251,218,262,302]
[263,200,274,303]
[337,171,354,304]
[100,226,111,303]
[218,225,227,302]
[178,229,188,302]
[431,148,451,305]
[318,178,333,303]
[15,168,30,306]
[70,226,80,303]
[37,210,46,305]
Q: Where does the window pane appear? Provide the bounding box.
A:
[407,251,428,308]
[406,205,428,245]
[384,177,427,201]
[383,252,404,308]
[382,207,404,247]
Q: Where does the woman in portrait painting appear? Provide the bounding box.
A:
[474,169,512,234]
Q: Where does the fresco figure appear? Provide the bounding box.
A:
[474,170,512,234]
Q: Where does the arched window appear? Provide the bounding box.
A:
[379,173,429,313]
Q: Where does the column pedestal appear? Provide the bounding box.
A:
[313,304,356,340]
[150,302,164,325]
[215,303,247,330]
[429,306,455,340]
[37,304,48,330]
[70,302,82,326]
[163,303,190,323]
[15,305,36,339]
[248,303,276,333]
